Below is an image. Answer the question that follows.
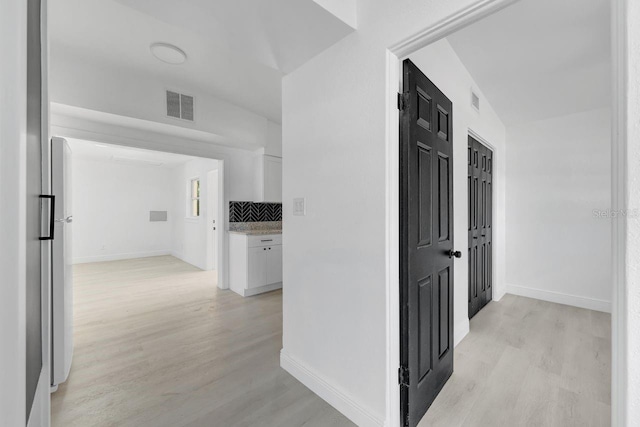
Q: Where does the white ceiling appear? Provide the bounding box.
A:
[49,0,354,123]
[67,138,201,168]
[446,0,611,126]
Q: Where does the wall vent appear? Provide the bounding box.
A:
[166,90,195,121]
[471,90,480,112]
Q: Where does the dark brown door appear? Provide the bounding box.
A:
[468,135,493,319]
[400,59,457,427]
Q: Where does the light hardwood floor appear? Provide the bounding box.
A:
[420,294,611,427]
[51,256,353,427]
[53,256,610,427]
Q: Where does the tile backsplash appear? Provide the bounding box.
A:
[229,201,282,223]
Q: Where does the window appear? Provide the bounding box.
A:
[189,178,200,217]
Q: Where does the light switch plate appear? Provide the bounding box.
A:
[293,197,306,216]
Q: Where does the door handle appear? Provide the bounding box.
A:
[448,250,462,259]
[39,195,55,241]
[55,216,73,224]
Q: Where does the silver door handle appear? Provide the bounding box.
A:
[55,216,73,223]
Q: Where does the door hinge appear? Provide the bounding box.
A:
[398,366,410,386]
[397,92,408,111]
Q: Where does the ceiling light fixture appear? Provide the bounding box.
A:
[150,43,187,65]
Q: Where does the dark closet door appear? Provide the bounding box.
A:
[468,135,493,319]
[400,59,456,427]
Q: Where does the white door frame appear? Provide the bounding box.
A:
[383,0,629,426]
[206,168,224,277]
[50,125,233,290]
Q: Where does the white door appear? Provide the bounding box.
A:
[51,137,73,388]
[266,246,283,285]
[207,170,219,271]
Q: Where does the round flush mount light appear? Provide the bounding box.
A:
[150,43,187,64]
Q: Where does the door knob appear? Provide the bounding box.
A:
[448,250,462,259]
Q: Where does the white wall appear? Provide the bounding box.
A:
[170,158,219,270]
[623,0,640,421]
[265,121,283,158]
[50,46,278,151]
[281,2,497,425]
[505,108,612,311]
[71,158,174,263]
[410,38,507,342]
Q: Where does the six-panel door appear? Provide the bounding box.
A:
[400,59,455,427]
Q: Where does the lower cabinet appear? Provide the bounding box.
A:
[230,233,282,297]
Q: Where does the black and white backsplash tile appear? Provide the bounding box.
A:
[229,201,282,223]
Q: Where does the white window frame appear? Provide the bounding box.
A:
[188,177,201,218]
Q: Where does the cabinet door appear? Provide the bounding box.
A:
[266,245,283,285]
[264,158,282,202]
[248,247,267,289]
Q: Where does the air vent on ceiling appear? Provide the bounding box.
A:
[166,90,195,121]
[471,90,480,112]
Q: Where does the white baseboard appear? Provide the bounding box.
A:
[493,287,507,302]
[243,282,282,297]
[73,250,170,264]
[280,350,385,427]
[454,320,470,347]
[170,251,208,271]
[506,284,611,313]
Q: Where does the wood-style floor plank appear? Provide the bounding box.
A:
[51,256,353,427]
[53,257,611,426]
[420,294,611,427]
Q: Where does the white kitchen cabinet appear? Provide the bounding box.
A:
[254,155,282,203]
[230,233,282,297]
[248,246,267,289]
[266,245,283,285]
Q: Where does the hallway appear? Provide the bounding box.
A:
[51,256,610,426]
[51,256,352,427]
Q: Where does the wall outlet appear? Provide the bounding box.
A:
[293,198,306,216]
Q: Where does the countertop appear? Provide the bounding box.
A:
[228,230,282,236]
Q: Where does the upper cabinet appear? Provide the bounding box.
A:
[255,155,282,203]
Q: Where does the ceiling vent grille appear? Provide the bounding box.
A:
[471,90,480,112]
[166,90,195,121]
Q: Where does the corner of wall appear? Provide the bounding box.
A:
[505,283,612,313]
[280,350,385,427]
[454,319,470,347]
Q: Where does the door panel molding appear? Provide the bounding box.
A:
[400,59,454,427]
[468,135,493,319]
